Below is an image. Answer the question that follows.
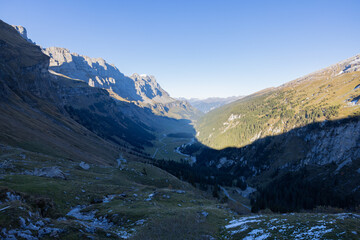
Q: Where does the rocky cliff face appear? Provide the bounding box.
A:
[195,116,360,175]
[43,47,141,101]
[11,25,34,44]
[129,73,173,104]
[1,20,162,162]
[191,115,360,211]
[42,47,201,119]
[1,23,51,101]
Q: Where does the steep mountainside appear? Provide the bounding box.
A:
[183,54,360,212]
[0,19,234,240]
[182,96,243,113]
[0,20,158,163]
[43,47,202,120]
[196,55,360,149]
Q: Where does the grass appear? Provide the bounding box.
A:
[0,145,232,239]
[2,144,360,239]
[144,131,196,162]
[196,70,360,149]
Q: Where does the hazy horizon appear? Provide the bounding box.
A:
[1,0,359,99]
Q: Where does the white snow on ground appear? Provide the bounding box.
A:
[229,225,248,235]
[67,206,95,221]
[226,213,360,239]
[225,216,262,229]
[336,213,360,220]
[293,225,332,240]
[243,229,270,240]
[145,193,155,201]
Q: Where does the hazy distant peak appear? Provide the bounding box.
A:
[182,96,244,113]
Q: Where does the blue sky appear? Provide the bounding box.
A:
[1,0,360,98]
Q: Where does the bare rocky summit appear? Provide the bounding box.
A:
[11,25,34,44]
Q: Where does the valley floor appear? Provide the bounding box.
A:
[0,144,230,239]
[1,144,359,239]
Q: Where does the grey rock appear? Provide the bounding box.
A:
[11,25,35,44]
[79,161,90,170]
[42,47,172,104]
[173,190,186,194]
[42,47,200,119]
[24,167,66,179]
[0,160,14,170]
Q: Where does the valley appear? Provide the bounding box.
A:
[0,15,360,240]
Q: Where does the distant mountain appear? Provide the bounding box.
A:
[179,96,244,113]
[43,47,202,120]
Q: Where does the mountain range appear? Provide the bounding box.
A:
[1,19,360,239]
[178,96,243,113]
[43,46,202,120]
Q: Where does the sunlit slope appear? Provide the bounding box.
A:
[196,55,360,149]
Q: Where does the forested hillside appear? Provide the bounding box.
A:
[196,56,360,149]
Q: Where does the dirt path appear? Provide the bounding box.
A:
[152,135,167,159]
[220,186,251,210]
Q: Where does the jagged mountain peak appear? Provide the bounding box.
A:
[11,25,34,44]
[11,23,201,120]
[131,73,153,79]
[44,47,116,72]
[42,45,200,119]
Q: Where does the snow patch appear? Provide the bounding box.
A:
[225,216,262,229]
[243,229,270,240]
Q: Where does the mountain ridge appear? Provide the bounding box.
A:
[178,96,244,113]
[196,53,360,149]
[42,46,202,120]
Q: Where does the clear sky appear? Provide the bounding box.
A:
[1,0,360,99]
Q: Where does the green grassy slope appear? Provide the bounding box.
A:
[196,57,360,149]
[0,145,231,239]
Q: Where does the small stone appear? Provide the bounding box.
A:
[79,162,90,170]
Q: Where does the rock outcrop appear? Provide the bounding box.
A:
[11,25,34,44]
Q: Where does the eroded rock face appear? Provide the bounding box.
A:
[42,47,201,119]
[11,25,34,44]
[303,120,360,168]
[197,116,360,178]
[42,47,172,103]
